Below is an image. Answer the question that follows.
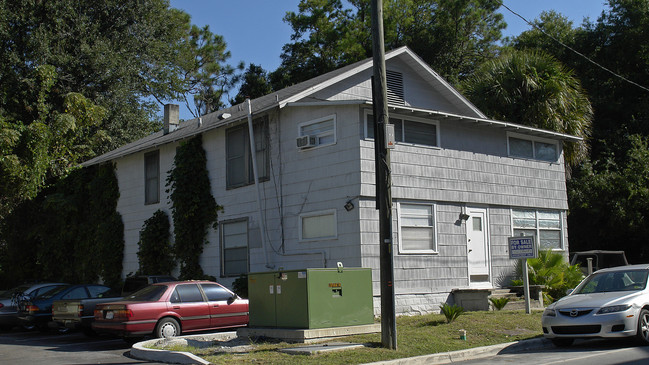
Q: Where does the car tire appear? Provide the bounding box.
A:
[636,308,649,345]
[155,317,180,338]
[551,338,574,347]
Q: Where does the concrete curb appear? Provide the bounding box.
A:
[130,332,238,365]
[130,333,553,365]
[364,338,554,364]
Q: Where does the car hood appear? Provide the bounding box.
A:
[551,291,645,309]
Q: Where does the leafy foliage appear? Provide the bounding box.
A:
[489,297,510,311]
[439,303,465,323]
[0,164,123,288]
[137,210,175,276]
[231,64,274,105]
[166,136,222,279]
[232,275,249,299]
[0,0,238,218]
[511,250,584,303]
[271,0,506,88]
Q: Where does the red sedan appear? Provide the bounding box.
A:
[92,281,248,339]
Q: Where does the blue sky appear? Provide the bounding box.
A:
[168,0,608,119]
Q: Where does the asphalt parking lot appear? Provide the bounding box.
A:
[0,327,165,364]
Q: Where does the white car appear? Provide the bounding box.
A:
[542,264,649,347]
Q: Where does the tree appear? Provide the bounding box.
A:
[231,64,274,105]
[461,50,593,169]
[271,0,506,88]
[0,0,238,218]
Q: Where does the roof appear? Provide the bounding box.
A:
[82,46,582,167]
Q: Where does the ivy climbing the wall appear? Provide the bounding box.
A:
[166,135,222,280]
[137,209,175,275]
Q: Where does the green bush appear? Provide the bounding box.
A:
[489,297,510,311]
[137,210,175,275]
[511,250,584,303]
[440,303,464,323]
[232,274,248,298]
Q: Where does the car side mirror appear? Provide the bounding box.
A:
[566,288,574,295]
[227,294,238,305]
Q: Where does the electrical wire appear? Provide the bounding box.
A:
[500,2,649,93]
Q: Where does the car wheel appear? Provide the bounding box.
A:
[551,338,574,347]
[636,308,649,345]
[155,317,180,338]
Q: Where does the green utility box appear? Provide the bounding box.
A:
[248,267,374,329]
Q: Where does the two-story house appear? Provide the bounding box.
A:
[83,46,580,315]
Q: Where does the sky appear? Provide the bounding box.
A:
[168,0,609,119]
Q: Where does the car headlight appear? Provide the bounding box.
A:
[543,308,556,317]
[597,304,631,314]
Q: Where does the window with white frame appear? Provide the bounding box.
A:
[299,210,337,241]
[398,202,437,254]
[221,219,249,277]
[298,115,336,148]
[226,117,269,189]
[508,133,558,162]
[144,150,159,205]
[366,112,438,147]
[512,209,563,250]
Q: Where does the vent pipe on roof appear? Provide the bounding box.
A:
[163,104,179,134]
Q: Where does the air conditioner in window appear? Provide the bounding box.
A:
[296,135,317,149]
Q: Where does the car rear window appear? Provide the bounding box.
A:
[125,285,167,301]
[35,285,71,299]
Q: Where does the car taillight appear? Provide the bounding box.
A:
[0,303,4,309]
[78,304,84,318]
[26,305,39,313]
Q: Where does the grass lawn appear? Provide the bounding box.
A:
[160,310,544,364]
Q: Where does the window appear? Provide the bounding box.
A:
[144,150,160,204]
[201,284,233,301]
[171,284,204,303]
[366,113,438,147]
[398,202,437,254]
[226,118,269,189]
[299,210,337,241]
[298,115,336,148]
[512,209,563,250]
[221,219,249,277]
[508,133,558,162]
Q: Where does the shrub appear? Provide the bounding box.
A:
[232,274,248,298]
[489,297,510,311]
[440,303,464,323]
[511,250,584,303]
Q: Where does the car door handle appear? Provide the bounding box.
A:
[172,306,180,309]
[212,305,219,308]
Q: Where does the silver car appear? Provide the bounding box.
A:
[0,283,67,330]
[542,264,649,347]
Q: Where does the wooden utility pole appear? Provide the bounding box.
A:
[371,0,397,350]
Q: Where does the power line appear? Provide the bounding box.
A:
[500,2,649,93]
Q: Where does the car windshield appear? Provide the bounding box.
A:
[35,285,70,299]
[124,285,167,301]
[574,269,649,294]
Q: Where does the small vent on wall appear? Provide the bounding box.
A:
[386,70,405,105]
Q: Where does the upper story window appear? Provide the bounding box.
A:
[144,150,159,205]
[299,210,337,241]
[298,115,336,149]
[512,209,563,250]
[366,112,439,148]
[508,133,558,162]
[397,202,437,254]
[226,117,269,189]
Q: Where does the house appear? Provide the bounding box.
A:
[83,46,580,315]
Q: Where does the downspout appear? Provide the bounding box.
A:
[246,99,272,269]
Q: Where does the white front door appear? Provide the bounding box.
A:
[466,207,489,277]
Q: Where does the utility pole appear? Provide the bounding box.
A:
[371,0,397,350]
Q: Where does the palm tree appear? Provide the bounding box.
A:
[461,50,592,173]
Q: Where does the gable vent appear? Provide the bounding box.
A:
[386,70,405,105]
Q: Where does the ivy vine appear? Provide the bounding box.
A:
[137,209,175,275]
[166,135,222,280]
